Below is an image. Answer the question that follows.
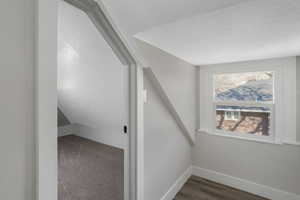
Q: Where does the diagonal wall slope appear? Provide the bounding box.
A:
[137,40,196,200]
[144,68,194,145]
[57,107,70,127]
[136,40,197,143]
[58,0,126,148]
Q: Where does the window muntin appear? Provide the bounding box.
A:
[224,111,240,121]
[213,71,274,139]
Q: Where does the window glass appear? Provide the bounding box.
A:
[214,72,274,103]
[216,105,271,136]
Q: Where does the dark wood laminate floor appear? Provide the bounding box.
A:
[175,176,270,200]
[58,135,124,200]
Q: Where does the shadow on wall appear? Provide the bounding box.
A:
[58,107,70,127]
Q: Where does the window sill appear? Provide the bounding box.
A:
[197,129,282,145]
[282,140,300,146]
[197,130,300,146]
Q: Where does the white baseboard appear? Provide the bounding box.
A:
[192,166,300,200]
[58,124,79,137]
[75,124,125,150]
[161,166,193,200]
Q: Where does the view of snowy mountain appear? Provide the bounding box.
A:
[214,72,273,103]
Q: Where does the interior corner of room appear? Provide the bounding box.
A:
[3,0,300,200]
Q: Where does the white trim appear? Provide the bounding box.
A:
[136,65,145,200]
[35,0,58,200]
[192,166,300,200]
[144,67,195,145]
[214,101,274,107]
[36,1,143,200]
[283,140,300,146]
[217,108,271,113]
[198,129,300,146]
[198,59,299,144]
[74,125,125,149]
[212,70,276,143]
[161,167,193,200]
[94,0,147,67]
[198,130,282,145]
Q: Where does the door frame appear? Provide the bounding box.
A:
[35,0,144,200]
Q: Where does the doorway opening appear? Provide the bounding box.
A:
[36,0,142,199]
[57,1,128,199]
[55,0,139,199]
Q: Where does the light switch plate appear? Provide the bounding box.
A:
[143,89,147,103]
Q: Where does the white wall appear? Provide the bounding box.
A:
[143,75,192,200]
[58,1,127,149]
[194,57,300,195]
[136,40,197,140]
[0,0,35,199]
[193,134,300,195]
[136,40,195,200]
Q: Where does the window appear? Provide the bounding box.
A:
[213,71,274,140]
[224,111,240,121]
[198,59,298,145]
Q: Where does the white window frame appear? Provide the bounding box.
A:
[36,0,144,200]
[224,110,240,121]
[198,63,286,144]
[213,70,275,142]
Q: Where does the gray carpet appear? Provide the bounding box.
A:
[58,135,124,200]
[175,176,270,200]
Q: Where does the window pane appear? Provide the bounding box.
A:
[226,111,232,119]
[216,105,271,136]
[233,112,239,120]
[214,72,274,103]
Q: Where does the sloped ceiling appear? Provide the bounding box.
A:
[100,0,247,35]
[100,0,300,65]
[98,0,248,65]
[58,1,125,137]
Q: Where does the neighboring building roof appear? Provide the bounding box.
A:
[216,105,271,113]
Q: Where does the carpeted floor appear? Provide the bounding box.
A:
[58,135,124,200]
[174,176,270,200]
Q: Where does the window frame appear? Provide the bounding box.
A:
[224,110,241,121]
[199,64,286,144]
[213,71,275,142]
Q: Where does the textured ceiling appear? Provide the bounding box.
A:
[135,0,300,65]
[100,0,247,35]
